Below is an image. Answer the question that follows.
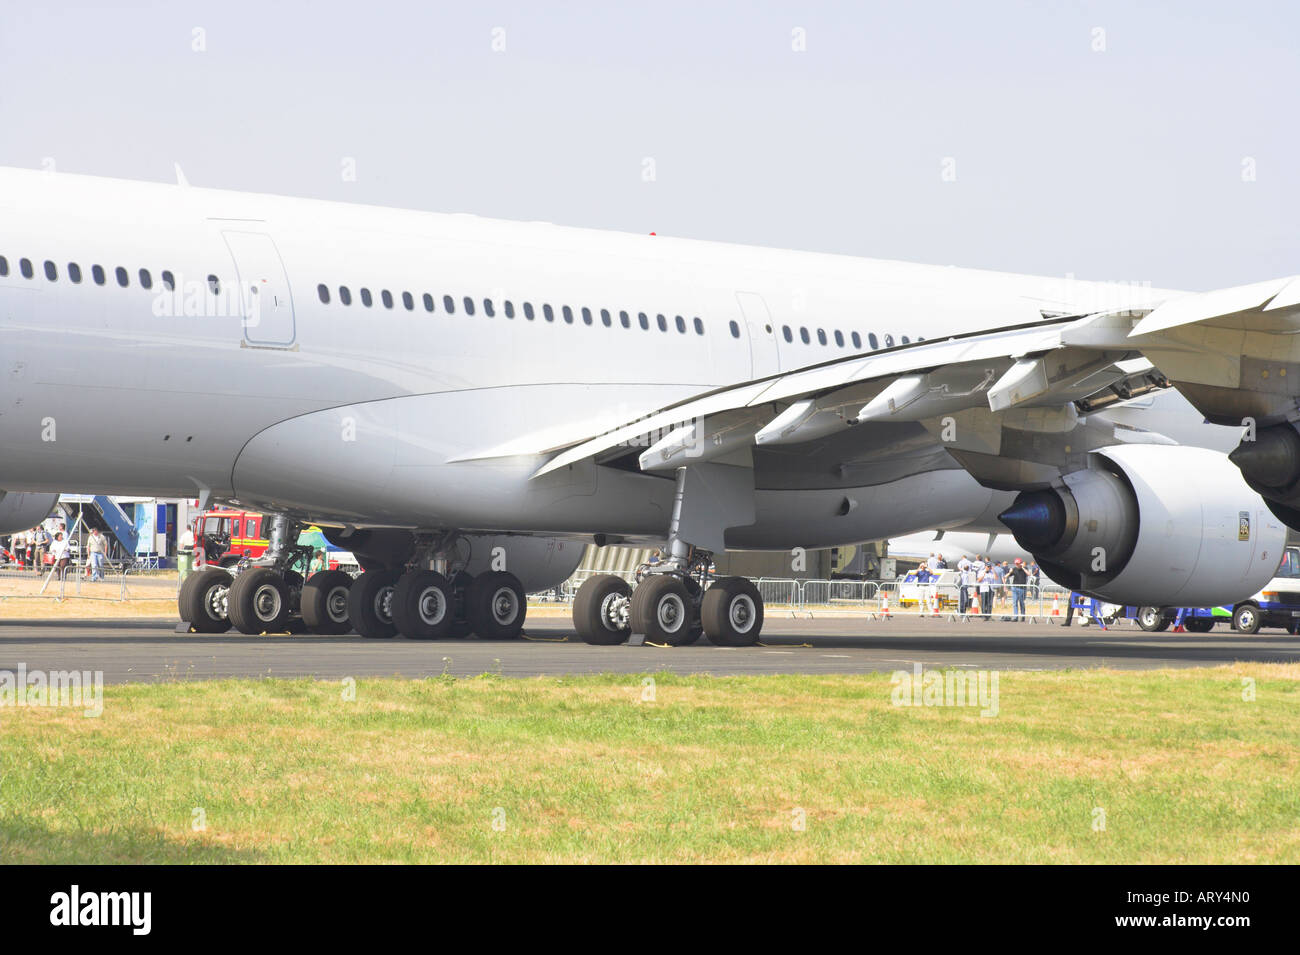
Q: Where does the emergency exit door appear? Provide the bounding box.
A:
[223,231,297,347]
[735,291,780,376]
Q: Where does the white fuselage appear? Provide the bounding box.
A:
[0,167,1190,548]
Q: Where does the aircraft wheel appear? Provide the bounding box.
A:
[301,569,355,635]
[227,568,293,634]
[392,570,454,639]
[1233,603,1262,634]
[701,576,764,647]
[629,574,695,646]
[347,569,402,639]
[1136,606,1169,632]
[573,574,632,645]
[467,571,527,639]
[179,567,233,633]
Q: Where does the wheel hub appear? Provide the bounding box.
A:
[418,587,447,625]
[491,587,519,626]
[657,593,686,633]
[730,594,756,633]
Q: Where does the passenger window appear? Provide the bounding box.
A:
[423,293,434,312]
[524,302,535,320]
[68,263,82,283]
[92,265,105,285]
[884,334,895,347]
[20,258,33,278]
[543,304,554,322]
[800,327,810,344]
[484,299,495,317]
[139,269,152,289]
[901,335,910,344]
[381,290,393,308]
[851,332,861,349]
[783,325,792,342]
[402,291,414,310]
[562,305,573,324]
[339,286,353,305]
[834,330,844,347]
[504,300,515,318]
[601,308,611,327]
[443,295,455,314]
[638,312,649,330]
[0,255,7,276]
[729,320,740,338]
[657,314,667,332]
[619,310,630,328]
[208,274,220,295]
[581,307,592,325]
[675,315,686,333]
[817,329,827,345]
[693,317,704,335]
[360,288,373,307]
[463,296,475,315]
[116,267,129,287]
[317,284,330,304]
[868,333,878,349]
[44,260,57,281]
[161,270,174,290]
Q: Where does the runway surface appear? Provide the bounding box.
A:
[1,615,1297,682]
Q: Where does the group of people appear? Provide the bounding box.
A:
[918,552,1042,622]
[2,524,110,581]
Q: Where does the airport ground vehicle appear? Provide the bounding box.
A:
[897,569,961,609]
[193,510,357,573]
[1131,547,1300,633]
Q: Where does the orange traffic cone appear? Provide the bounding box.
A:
[880,591,891,619]
[1051,592,1061,617]
[970,591,980,616]
[932,592,941,616]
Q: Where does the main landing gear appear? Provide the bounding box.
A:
[573,564,764,647]
[571,466,764,647]
[176,521,527,640]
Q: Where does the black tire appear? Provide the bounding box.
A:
[301,569,355,635]
[391,570,454,639]
[1233,603,1262,634]
[573,574,632,645]
[347,569,401,639]
[466,571,527,639]
[178,568,232,633]
[700,576,764,646]
[1185,617,1215,633]
[629,574,695,646]
[227,568,293,634]
[1136,606,1170,632]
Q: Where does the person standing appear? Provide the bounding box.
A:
[50,531,70,579]
[1009,558,1029,622]
[87,528,108,581]
[32,524,50,573]
[979,566,995,620]
[957,555,972,615]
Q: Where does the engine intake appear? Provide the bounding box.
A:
[999,445,1285,607]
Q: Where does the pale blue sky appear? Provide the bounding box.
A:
[1,1,1295,289]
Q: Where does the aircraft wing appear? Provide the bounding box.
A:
[523,273,1300,497]
[530,310,1173,490]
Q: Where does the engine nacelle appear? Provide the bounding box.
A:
[999,445,1285,607]
[0,491,59,536]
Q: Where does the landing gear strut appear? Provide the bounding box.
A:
[225,514,314,635]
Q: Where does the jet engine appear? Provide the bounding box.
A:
[998,445,1285,607]
[0,491,59,536]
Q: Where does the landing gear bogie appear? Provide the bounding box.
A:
[178,567,233,633]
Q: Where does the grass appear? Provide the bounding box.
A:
[0,665,1297,863]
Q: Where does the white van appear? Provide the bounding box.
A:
[1228,545,1300,634]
